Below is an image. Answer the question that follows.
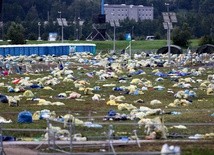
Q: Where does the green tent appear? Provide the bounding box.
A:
[196,44,214,54]
[157,45,183,55]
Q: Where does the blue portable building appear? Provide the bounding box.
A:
[0,43,96,56]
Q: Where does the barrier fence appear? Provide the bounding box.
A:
[0,110,213,154]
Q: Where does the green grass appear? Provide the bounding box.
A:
[0,39,200,51]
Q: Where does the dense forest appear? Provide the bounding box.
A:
[1,0,213,41]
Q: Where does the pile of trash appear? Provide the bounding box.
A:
[0,50,213,144]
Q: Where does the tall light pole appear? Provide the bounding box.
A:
[111,13,116,53]
[79,19,84,40]
[165,3,171,65]
[163,4,177,66]
[58,11,64,43]
[76,17,81,40]
[131,26,134,39]
[38,22,41,41]
[113,21,116,53]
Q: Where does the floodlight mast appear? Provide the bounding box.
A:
[111,13,116,53]
[165,3,171,65]
[38,22,41,41]
[58,11,64,43]
[113,21,116,53]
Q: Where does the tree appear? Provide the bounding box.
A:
[3,4,25,22]
[7,22,26,44]
[25,6,39,22]
[2,0,214,41]
[172,23,191,47]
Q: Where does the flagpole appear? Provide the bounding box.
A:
[129,41,132,59]
[125,33,132,59]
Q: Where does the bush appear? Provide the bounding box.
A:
[28,33,37,40]
[172,23,191,47]
[7,22,26,44]
[199,35,214,46]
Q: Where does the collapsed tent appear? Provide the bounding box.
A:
[0,94,8,103]
[18,111,33,123]
[196,44,214,54]
[156,45,183,55]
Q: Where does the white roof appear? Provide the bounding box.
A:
[0,43,96,48]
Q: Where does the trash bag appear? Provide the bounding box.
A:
[113,87,124,91]
[154,72,167,78]
[1,136,16,141]
[18,111,33,123]
[108,110,116,117]
[0,94,8,103]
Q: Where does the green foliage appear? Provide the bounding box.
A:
[199,35,214,46]
[7,22,26,44]
[28,33,37,40]
[172,23,191,47]
[154,32,161,39]
[25,6,39,22]
[2,0,213,41]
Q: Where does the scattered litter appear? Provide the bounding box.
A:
[73,133,87,141]
[0,116,12,123]
[171,111,182,115]
[161,143,181,155]
[170,125,187,129]
[138,117,168,140]
[84,122,102,128]
[188,134,204,140]
[150,99,162,105]
[44,124,70,141]
[134,99,144,103]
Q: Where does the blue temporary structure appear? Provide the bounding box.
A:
[0,43,96,56]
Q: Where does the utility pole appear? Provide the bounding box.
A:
[165,3,171,65]
[131,26,134,39]
[111,13,116,53]
[113,21,116,53]
[38,22,41,41]
[58,11,63,43]
[162,3,177,65]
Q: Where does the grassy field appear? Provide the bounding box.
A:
[1,39,200,51]
[0,52,213,154]
[28,39,200,50]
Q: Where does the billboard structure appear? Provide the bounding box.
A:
[48,33,58,41]
[57,11,68,43]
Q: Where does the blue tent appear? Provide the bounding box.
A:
[17,111,33,123]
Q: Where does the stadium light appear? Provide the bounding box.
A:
[162,3,177,65]
[38,22,41,41]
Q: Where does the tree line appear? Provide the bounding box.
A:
[1,0,214,46]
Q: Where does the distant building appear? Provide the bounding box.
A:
[104,4,154,23]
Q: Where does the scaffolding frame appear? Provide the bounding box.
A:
[86,24,111,41]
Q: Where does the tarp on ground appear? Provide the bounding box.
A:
[196,44,214,54]
[156,45,183,55]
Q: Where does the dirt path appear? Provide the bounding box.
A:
[4,146,39,155]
